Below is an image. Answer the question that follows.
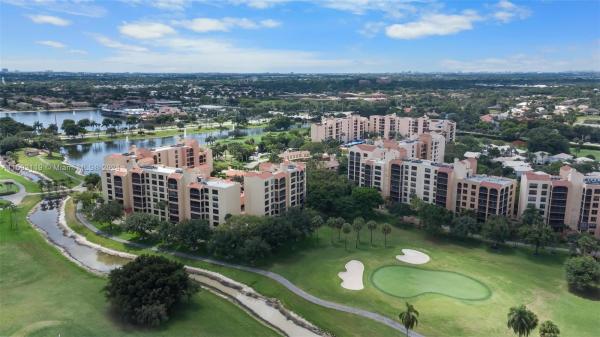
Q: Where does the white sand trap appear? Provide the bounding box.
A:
[396,249,430,265]
[338,260,364,290]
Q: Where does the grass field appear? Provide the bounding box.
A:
[0,167,40,193]
[371,265,491,300]
[64,199,599,337]
[570,147,600,160]
[16,151,83,187]
[0,197,281,337]
[0,182,18,195]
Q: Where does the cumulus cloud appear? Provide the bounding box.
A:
[93,35,148,52]
[36,40,65,48]
[493,0,530,23]
[176,17,281,33]
[386,11,481,39]
[28,14,70,26]
[119,22,176,39]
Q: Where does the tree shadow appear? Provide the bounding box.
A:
[567,285,600,301]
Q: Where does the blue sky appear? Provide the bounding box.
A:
[1,0,599,73]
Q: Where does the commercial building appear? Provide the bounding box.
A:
[311,113,456,143]
[519,167,600,237]
[101,139,306,226]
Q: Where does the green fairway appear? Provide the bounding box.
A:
[0,167,40,193]
[0,197,280,337]
[371,265,491,300]
[16,151,82,187]
[570,147,600,160]
[0,181,18,195]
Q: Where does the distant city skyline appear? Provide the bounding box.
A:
[1,0,599,73]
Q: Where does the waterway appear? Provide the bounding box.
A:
[61,127,265,174]
[1,109,104,128]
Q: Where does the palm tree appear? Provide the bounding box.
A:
[367,220,377,246]
[342,223,352,250]
[33,121,43,134]
[326,217,337,244]
[381,223,392,248]
[155,200,169,221]
[352,217,364,248]
[539,320,560,337]
[311,215,324,241]
[507,305,538,337]
[398,302,419,336]
[334,217,344,241]
[7,202,18,229]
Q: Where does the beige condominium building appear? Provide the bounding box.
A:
[311,113,456,143]
[101,139,306,226]
[368,114,456,143]
[348,141,517,221]
[519,167,600,237]
[310,114,369,143]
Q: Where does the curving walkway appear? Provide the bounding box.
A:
[75,209,423,337]
[0,179,26,205]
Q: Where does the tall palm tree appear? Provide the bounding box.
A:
[155,200,169,221]
[7,202,18,229]
[507,305,538,337]
[382,223,392,248]
[398,302,419,337]
[326,217,337,244]
[352,217,364,248]
[311,215,324,241]
[342,223,351,250]
[367,220,378,246]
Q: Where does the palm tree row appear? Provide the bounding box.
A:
[310,215,393,250]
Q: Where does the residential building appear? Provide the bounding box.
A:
[368,114,456,143]
[310,113,456,143]
[101,139,306,226]
[310,114,369,142]
[243,161,306,216]
[519,167,600,237]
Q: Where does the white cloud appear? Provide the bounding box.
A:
[4,0,106,17]
[151,0,189,11]
[493,0,530,23]
[441,53,600,72]
[359,21,386,37]
[119,22,176,39]
[93,35,148,52]
[176,17,281,33]
[386,11,481,39]
[28,14,71,26]
[68,49,88,55]
[36,40,66,48]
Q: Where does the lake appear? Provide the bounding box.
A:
[1,109,105,129]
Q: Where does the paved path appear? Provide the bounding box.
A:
[0,179,26,205]
[74,209,423,337]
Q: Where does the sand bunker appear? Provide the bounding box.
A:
[396,249,430,265]
[338,260,364,290]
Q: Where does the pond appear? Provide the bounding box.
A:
[2,109,104,129]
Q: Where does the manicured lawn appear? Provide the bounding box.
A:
[0,167,40,192]
[0,181,18,195]
[64,200,401,337]
[63,126,225,145]
[0,197,280,337]
[16,151,83,187]
[570,147,600,160]
[371,265,491,300]
[261,225,598,337]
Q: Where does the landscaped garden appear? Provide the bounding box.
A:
[16,150,82,188]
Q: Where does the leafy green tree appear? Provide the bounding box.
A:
[450,213,480,238]
[367,220,378,246]
[160,219,211,251]
[342,223,352,250]
[507,305,538,337]
[398,302,419,337]
[381,223,392,248]
[419,203,452,234]
[526,127,569,154]
[351,187,383,217]
[521,205,543,227]
[483,216,511,248]
[539,320,560,337]
[564,256,600,291]
[310,215,324,240]
[352,217,364,248]
[84,173,101,189]
[123,213,162,240]
[92,200,123,231]
[104,255,198,327]
[519,219,555,255]
[577,234,599,256]
[326,217,337,244]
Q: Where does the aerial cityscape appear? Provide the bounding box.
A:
[0,1,599,337]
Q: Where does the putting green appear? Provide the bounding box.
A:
[371,266,491,300]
